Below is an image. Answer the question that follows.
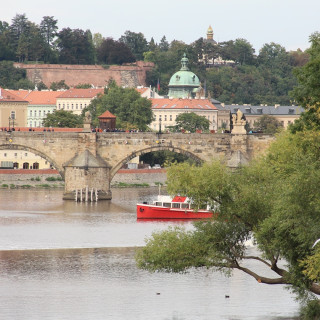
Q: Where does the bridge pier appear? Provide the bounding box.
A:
[63,149,112,200]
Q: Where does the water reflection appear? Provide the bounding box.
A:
[0,188,300,319]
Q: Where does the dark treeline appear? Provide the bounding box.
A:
[0,13,311,104]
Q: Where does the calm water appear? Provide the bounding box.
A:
[0,188,299,320]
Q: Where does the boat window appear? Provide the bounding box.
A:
[155,202,162,206]
[181,203,189,209]
[172,203,180,208]
[163,203,171,208]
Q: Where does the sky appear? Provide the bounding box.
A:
[2,0,320,53]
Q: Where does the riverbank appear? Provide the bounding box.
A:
[0,168,167,189]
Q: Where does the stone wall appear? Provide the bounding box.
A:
[13,61,154,88]
[112,169,167,186]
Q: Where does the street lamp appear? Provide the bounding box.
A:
[8,117,15,131]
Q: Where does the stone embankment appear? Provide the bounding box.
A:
[0,168,167,188]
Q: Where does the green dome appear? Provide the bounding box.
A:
[168,53,200,98]
[169,70,200,87]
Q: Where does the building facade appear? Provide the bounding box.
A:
[215,104,304,131]
[0,88,28,128]
[56,88,104,115]
[8,90,61,128]
[150,98,218,131]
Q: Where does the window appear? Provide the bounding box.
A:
[71,104,74,110]
[76,104,78,109]
[59,104,61,109]
[30,110,32,116]
[164,115,167,121]
[172,203,180,208]
[10,111,16,119]
[14,153,17,157]
[170,115,172,121]
[39,110,41,117]
[34,110,37,117]
[63,104,65,109]
[4,153,7,157]
[34,121,37,127]
[67,104,69,110]
[257,108,263,114]
[25,153,28,157]
[80,104,82,109]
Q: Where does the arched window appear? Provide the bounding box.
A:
[13,162,19,169]
[23,162,29,169]
[33,162,39,169]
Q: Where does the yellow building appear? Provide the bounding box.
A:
[8,90,62,127]
[0,88,28,128]
[0,150,51,169]
[150,98,218,131]
[56,88,104,115]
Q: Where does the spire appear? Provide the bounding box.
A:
[207,25,214,40]
[180,53,189,71]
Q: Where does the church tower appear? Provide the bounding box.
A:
[207,25,214,41]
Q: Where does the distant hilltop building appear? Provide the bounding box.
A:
[204,25,217,45]
[199,25,235,67]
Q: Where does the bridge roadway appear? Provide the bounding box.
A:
[0,131,274,200]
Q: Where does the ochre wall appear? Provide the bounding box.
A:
[13,61,154,88]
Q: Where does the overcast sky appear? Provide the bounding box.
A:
[2,0,319,53]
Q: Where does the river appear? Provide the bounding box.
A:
[0,188,299,320]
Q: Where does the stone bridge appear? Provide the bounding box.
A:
[0,131,274,200]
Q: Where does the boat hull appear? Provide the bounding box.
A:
[137,204,213,219]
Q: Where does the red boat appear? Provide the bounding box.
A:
[137,195,213,219]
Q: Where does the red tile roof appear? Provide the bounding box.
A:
[8,90,61,105]
[57,88,104,99]
[98,110,116,118]
[151,98,217,110]
[0,88,27,103]
[136,87,149,95]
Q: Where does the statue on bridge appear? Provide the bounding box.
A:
[231,109,247,134]
[83,111,92,132]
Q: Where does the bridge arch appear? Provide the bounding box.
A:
[0,144,64,177]
[109,145,204,181]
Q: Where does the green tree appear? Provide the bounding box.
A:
[50,80,69,91]
[290,32,320,132]
[84,82,153,130]
[57,28,95,64]
[173,112,210,132]
[96,37,135,65]
[0,60,33,89]
[136,130,320,302]
[253,114,282,134]
[40,16,58,46]
[119,30,148,61]
[43,110,83,127]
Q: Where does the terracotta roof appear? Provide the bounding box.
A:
[151,98,217,110]
[136,87,149,95]
[8,90,61,105]
[98,110,116,118]
[0,88,27,102]
[57,88,104,99]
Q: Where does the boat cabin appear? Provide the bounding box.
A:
[153,195,191,209]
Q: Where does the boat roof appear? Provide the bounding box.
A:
[172,196,187,203]
[156,195,188,203]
